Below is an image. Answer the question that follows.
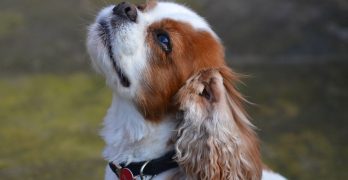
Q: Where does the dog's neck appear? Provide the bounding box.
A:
[101,93,176,164]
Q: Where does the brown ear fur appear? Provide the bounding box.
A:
[219,66,263,179]
[175,66,262,180]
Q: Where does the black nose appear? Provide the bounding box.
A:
[113,2,137,22]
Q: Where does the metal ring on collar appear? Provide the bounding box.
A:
[110,162,123,176]
[140,160,151,180]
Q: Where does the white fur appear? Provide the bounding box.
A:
[101,94,176,180]
[87,2,215,99]
[144,2,217,37]
[262,170,287,180]
[101,94,176,164]
[87,1,285,180]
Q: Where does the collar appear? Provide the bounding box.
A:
[109,150,178,179]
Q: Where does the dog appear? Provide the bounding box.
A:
[87,0,285,179]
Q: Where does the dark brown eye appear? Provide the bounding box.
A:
[155,32,172,53]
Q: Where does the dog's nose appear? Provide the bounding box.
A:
[113,2,137,22]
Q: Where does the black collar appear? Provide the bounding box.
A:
[109,150,178,178]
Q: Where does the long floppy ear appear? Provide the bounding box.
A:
[219,66,263,179]
[175,67,262,180]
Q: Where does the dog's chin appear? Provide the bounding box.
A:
[98,20,131,88]
[85,16,130,95]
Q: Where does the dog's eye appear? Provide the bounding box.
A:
[156,32,172,53]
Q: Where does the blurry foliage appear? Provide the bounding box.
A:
[0,74,109,179]
[265,131,334,179]
[0,11,24,38]
[236,63,348,179]
[198,0,348,57]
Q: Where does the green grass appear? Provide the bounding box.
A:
[0,73,109,179]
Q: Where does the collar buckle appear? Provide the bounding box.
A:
[140,161,151,180]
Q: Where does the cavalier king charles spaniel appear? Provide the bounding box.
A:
[87,0,285,179]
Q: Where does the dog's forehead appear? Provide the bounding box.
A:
[144,2,215,35]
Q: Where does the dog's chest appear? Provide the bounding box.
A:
[101,95,176,164]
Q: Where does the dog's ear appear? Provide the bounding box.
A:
[199,84,212,101]
[199,78,222,103]
[219,66,263,180]
[218,66,245,106]
[176,66,263,179]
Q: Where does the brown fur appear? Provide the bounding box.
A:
[136,19,225,121]
[175,69,262,180]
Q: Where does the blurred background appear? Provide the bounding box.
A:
[0,0,347,179]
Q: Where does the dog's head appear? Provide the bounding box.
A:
[87,0,225,121]
[175,68,262,180]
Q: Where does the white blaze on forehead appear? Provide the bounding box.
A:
[143,2,217,37]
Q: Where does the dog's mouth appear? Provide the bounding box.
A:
[98,20,131,88]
